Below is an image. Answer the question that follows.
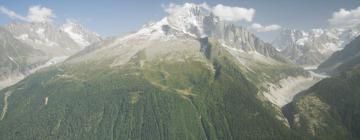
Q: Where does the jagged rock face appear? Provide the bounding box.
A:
[281,43,325,66]
[208,21,282,59]
[272,29,305,51]
[166,3,210,37]
[272,28,360,67]
[135,3,285,63]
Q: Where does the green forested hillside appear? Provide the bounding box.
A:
[0,39,306,140]
[287,68,360,140]
[286,37,360,140]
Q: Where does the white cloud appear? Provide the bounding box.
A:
[0,5,55,23]
[0,6,27,21]
[162,3,210,15]
[162,3,182,14]
[328,6,360,29]
[162,3,255,22]
[212,4,255,22]
[27,5,55,23]
[249,23,281,32]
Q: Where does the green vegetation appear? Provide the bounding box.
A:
[0,40,307,140]
[288,68,360,140]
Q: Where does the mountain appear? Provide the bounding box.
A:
[60,20,102,48]
[317,35,360,75]
[0,21,101,89]
[163,3,286,62]
[0,3,320,140]
[76,3,315,107]
[0,36,303,140]
[272,27,360,67]
[0,27,48,89]
[5,22,101,57]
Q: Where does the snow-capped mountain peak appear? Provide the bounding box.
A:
[165,3,212,38]
[113,3,283,63]
[6,22,68,50]
[60,20,102,48]
[126,3,214,40]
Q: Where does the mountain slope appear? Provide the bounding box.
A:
[71,3,312,107]
[284,67,360,140]
[0,37,305,139]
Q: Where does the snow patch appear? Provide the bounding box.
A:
[303,65,318,70]
[36,28,45,37]
[296,37,309,46]
[62,25,90,47]
[311,28,324,37]
[323,42,342,53]
[7,56,18,66]
[36,56,69,70]
[44,96,49,105]
[15,34,29,41]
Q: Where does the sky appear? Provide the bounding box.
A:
[1,0,360,41]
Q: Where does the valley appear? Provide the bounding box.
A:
[0,1,359,140]
[264,69,327,107]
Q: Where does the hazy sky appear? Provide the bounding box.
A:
[1,0,360,41]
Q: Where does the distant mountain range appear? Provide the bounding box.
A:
[0,27,47,89]
[272,27,360,67]
[0,21,101,89]
[317,35,360,75]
